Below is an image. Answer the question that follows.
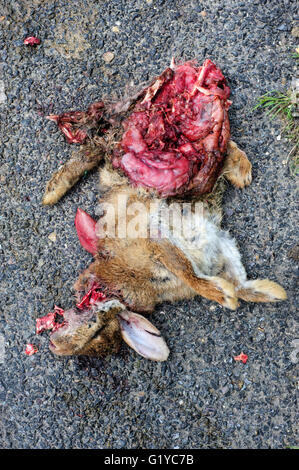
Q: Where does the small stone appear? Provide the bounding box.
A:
[112,26,119,33]
[288,245,299,262]
[0,81,7,104]
[200,11,207,17]
[237,380,244,390]
[291,26,299,37]
[48,231,57,242]
[221,385,230,394]
[254,330,266,343]
[277,24,288,32]
[103,51,115,63]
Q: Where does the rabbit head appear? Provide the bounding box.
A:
[49,298,169,361]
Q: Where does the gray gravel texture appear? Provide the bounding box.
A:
[0,0,298,449]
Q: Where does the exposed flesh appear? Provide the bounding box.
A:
[112,59,231,196]
[48,59,231,197]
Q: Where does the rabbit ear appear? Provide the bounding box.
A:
[117,311,169,361]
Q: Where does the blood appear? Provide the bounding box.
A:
[75,283,107,310]
[234,352,248,364]
[36,305,65,334]
[23,36,41,46]
[25,344,38,355]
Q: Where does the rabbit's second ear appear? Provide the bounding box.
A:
[117,311,169,361]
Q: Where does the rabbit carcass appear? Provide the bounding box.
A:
[37,59,286,361]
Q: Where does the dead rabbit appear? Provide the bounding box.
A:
[39,60,287,361]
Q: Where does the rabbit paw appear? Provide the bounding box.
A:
[224,140,252,189]
[237,279,287,303]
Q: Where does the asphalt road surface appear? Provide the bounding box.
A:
[0,0,298,449]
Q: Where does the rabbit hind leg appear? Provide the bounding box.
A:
[219,234,287,302]
[155,240,238,310]
[223,140,252,189]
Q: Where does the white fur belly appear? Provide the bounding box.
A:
[150,202,225,277]
[169,215,225,277]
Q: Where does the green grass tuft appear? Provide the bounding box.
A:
[254,88,299,176]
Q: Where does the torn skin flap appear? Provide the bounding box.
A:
[75,208,98,255]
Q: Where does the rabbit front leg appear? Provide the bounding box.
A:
[42,145,104,205]
[223,140,252,189]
